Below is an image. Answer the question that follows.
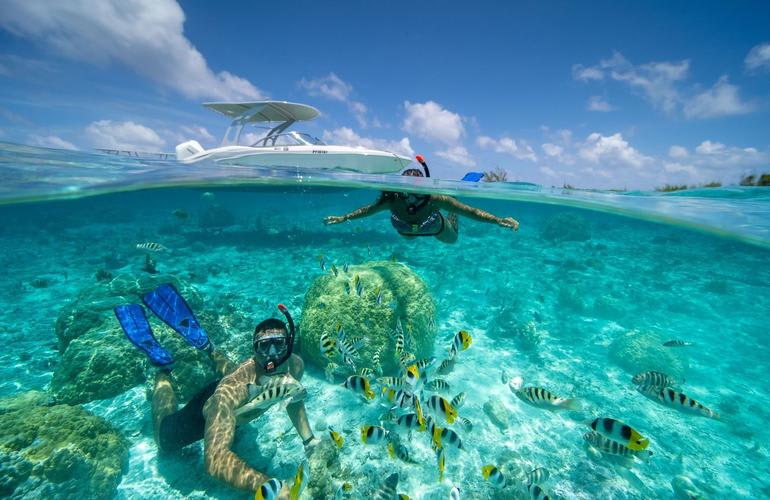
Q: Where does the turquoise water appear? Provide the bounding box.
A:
[1,144,769,499]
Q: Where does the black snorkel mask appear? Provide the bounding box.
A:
[253,304,295,373]
[401,155,432,215]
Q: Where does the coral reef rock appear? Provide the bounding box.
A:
[51,273,222,405]
[608,329,689,379]
[0,391,129,499]
[299,261,437,375]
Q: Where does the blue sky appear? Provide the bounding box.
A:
[1,0,769,188]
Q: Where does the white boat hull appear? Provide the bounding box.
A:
[179,144,411,174]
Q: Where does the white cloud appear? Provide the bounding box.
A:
[403,101,465,144]
[668,145,688,158]
[477,135,537,161]
[587,95,615,112]
[435,146,474,167]
[322,127,414,158]
[0,0,264,101]
[745,42,770,71]
[539,165,558,177]
[578,132,651,168]
[683,76,754,118]
[86,120,166,151]
[574,52,688,112]
[663,162,697,176]
[695,140,725,155]
[299,73,369,127]
[542,143,563,158]
[27,134,77,150]
[180,125,214,143]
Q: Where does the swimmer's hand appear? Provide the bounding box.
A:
[324,215,345,225]
[498,217,520,231]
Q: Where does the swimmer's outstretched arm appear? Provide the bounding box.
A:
[324,194,390,224]
[432,195,519,230]
[203,360,274,492]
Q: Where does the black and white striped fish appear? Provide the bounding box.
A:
[435,357,455,376]
[359,367,374,378]
[632,370,683,389]
[320,331,336,358]
[374,473,399,500]
[439,427,463,450]
[395,332,405,355]
[388,439,418,464]
[394,412,423,430]
[513,386,579,411]
[587,417,649,451]
[426,379,450,392]
[136,242,167,252]
[413,357,436,377]
[637,385,720,420]
[663,340,694,347]
[343,375,375,400]
[525,467,550,486]
[374,286,383,305]
[372,347,383,375]
[583,431,654,460]
[398,351,415,367]
[481,465,506,488]
[451,392,466,409]
[236,377,305,415]
[458,416,473,431]
[361,425,388,444]
[521,482,552,500]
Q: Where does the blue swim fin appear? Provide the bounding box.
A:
[114,304,174,367]
[142,283,210,350]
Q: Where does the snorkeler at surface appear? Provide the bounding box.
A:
[324,155,519,243]
[114,283,316,497]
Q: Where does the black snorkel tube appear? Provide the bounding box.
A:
[415,155,431,177]
[274,303,295,368]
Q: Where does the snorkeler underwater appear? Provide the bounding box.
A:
[1,1,770,499]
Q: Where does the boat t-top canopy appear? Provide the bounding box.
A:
[203,101,321,146]
[203,101,320,123]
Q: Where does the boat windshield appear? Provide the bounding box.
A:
[249,131,326,147]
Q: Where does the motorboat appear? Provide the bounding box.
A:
[175,101,412,173]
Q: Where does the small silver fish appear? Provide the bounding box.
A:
[450,392,466,408]
[136,242,167,252]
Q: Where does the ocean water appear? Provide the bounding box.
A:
[0,144,769,499]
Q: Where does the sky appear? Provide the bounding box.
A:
[0,0,769,188]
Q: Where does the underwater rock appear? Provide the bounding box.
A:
[52,314,219,406]
[483,399,510,430]
[305,438,341,498]
[541,212,591,243]
[299,261,437,374]
[55,273,203,351]
[0,391,128,499]
[608,330,689,379]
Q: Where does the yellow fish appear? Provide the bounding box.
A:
[587,417,649,451]
[361,425,388,444]
[427,395,458,424]
[481,465,505,489]
[437,447,446,482]
[289,461,308,500]
[329,427,344,448]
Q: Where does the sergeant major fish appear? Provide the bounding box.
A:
[237,377,305,416]
[511,385,579,411]
[586,417,649,451]
[632,370,683,389]
[637,385,720,420]
[388,440,418,464]
[136,242,168,252]
[426,379,450,392]
[583,431,653,460]
[663,340,694,347]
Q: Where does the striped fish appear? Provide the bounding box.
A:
[395,318,404,335]
[402,364,420,390]
[388,440,418,464]
[374,472,399,500]
[663,340,694,347]
[337,337,359,361]
[427,395,458,424]
[392,389,416,409]
[328,427,344,448]
[289,461,308,500]
[342,263,349,273]
[361,425,388,444]
[414,396,426,431]
[440,427,463,450]
[394,412,423,430]
[330,264,338,277]
[514,386,579,411]
[638,385,720,420]
[359,367,374,378]
[450,330,472,358]
[399,352,416,367]
[318,255,326,271]
[372,347,383,374]
[255,478,283,500]
[353,274,362,296]
[381,386,397,403]
[481,465,505,488]
[320,331,336,358]
[136,242,167,252]
[522,483,552,500]
[632,370,683,389]
[343,375,375,400]
[451,392,466,408]
[378,376,405,390]
[525,467,550,486]
[395,332,405,355]
[414,357,437,375]
[426,379,450,392]
[458,416,473,431]
[236,378,305,416]
[583,431,653,460]
[435,357,455,376]
[374,286,383,305]
[587,418,649,451]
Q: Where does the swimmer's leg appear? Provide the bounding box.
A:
[152,370,178,445]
